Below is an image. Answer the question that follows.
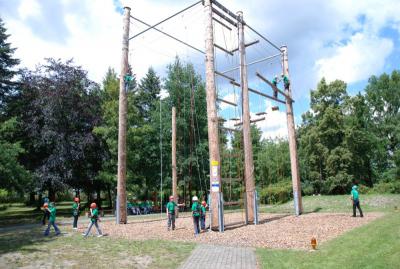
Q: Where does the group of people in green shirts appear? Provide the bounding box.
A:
[43,198,102,237]
[42,183,363,237]
[271,73,290,98]
[166,195,207,235]
[127,200,153,215]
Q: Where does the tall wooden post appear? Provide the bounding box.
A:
[204,0,221,231]
[117,6,130,224]
[171,107,178,216]
[237,11,255,223]
[281,45,303,215]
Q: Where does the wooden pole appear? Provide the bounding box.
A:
[237,11,255,224]
[281,45,303,215]
[117,6,130,224]
[172,107,178,216]
[204,0,222,231]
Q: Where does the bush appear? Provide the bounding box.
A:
[259,180,293,204]
[0,189,23,203]
[301,181,315,196]
[369,181,400,194]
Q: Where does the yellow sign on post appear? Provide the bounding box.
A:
[211,160,219,192]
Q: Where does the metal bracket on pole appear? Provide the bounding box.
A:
[294,191,300,216]
[208,192,212,232]
[115,197,119,224]
[254,190,259,225]
[244,192,248,225]
[218,192,224,232]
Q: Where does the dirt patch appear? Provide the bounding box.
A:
[98,212,384,250]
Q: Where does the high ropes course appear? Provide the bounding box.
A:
[115,0,303,232]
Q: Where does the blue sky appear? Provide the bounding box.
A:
[1,0,399,139]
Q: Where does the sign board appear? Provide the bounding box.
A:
[211,181,220,192]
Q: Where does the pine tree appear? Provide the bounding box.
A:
[0,18,20,114]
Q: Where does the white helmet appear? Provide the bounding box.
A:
[192,196,198,201]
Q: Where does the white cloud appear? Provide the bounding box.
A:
[316,33,393,83]
[18,0,41,20]
[253,101,288,140]
[218,93,238,110]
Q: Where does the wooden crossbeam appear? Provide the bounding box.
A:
[234,117,266,126]
[219,126,241,133]
[212,17,232,31]
[230,81,286,104]
[255,72,293,102]
[215,70,235,81]
[217,97,237,107]
[211,8,238,27]
[231,40,260,53]
[214,43,234,56]
[212,0,238,21]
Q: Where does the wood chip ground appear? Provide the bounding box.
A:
[87,212,383,249]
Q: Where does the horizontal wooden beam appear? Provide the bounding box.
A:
[211,0,238,21]
[219,126,241,133]
[217,97,237,107]
[215,70,235,81]
[255,72,293,102]
[212,8,237,28]
[214,43,234,56]
[231,40,260,53]
[234,117,266,126]
[230,81,286,104]
[212,17,232,31]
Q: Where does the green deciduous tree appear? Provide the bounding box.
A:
[18,59,105,199]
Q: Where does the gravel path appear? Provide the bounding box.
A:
[88,212,383,249]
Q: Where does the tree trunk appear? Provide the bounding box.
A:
[48,184,55,202]
[29,192,35,205]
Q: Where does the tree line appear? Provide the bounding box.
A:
[0,18,398,206]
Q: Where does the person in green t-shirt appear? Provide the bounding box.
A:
[282,73,290,90]
[44,202,61,236]
[83,202,103,237]
[41,197,50,225]
[271,75,280,98]
[72,197,80,230]
[191,196,201,235]
[200,201,207,230]
[166,196,184,231]
[350,185,364,217]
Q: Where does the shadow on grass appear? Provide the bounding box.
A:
[258,214,290,224]
[223,214,291,231]
[0,227,59,255]
[301,207,323,214]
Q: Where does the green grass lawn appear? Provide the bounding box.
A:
[1,194,399,268]
[0,226,195,268]
[0,202,81,227]
[257,212,400,269]
[260,194,400,214]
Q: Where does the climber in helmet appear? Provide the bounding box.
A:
[272,75,280,98]
[191,196,201,235]
[72,197,80,230]
[83,202,103,237]
[166,195,184,231]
